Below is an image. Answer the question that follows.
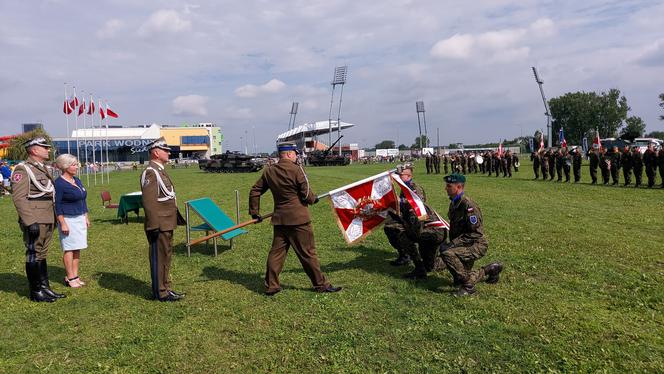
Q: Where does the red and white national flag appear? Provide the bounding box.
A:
[390,173,427,220]
[87,97,95,115]
[538,132,545,152]
[70,91,79,109]
[329,171,398,244]
[78,99,86,116]
[592,129,601,150]
[63,99,73,115]
[105,103,119,118]
[498,141,504,157]
[99,100,106,120]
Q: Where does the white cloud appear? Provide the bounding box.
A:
[476,29,526,50]
[96,19,125,39]
[138,10,191,37]
[635,38,664,66]
[529,18,556,37]
[235,79,286,98]
[430,34,474,59]
[172,95,208,116]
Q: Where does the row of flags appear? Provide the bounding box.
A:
[536,127,601,152]
[63,90,119,119]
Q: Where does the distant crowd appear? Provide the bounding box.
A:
[423,151,520,177]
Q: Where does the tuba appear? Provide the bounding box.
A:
[475,155,484,164]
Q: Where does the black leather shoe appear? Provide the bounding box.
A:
[158,294,182,302]
[483,262,504,284]
[168,290,185,298]
[30,290,57,302]
[389,255,411,266]
[265,288,282,296]
[42,287,66,299]
[317,285,342,293]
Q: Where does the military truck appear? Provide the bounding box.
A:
[199,151,264,173]
[307,136,351,166]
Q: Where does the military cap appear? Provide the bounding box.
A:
[23,136,51,149]
[396,163,413,174]
[148,137,171,151]
[444,173,466,184]
[277,142,300,154]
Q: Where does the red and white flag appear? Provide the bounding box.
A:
[78,99,86,116]
[538,132,545,152]
[63,99,73,115]
[592,129,601,150]
[99,100,106,120]
[498,141,504,157]
[87,97,95,115]
[390,173,427,220]
[329,171,398,244]
[70,89,79,109]
[105,103,119,118]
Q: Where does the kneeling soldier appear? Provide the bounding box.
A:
[440,173,503,296]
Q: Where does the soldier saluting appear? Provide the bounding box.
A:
[141,137,185,302]
[11,137,66,302]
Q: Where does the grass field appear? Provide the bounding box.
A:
[1,160,662,372]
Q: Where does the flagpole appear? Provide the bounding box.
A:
[91,95,97,186]
[105,101,110,183]
[64,83,71,154]
[98,97,104,185]
[73,86,80,168]
[82,91,90,187]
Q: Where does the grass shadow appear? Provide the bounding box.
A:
[200,266,265,294]
[173,242,232,257]
[95,271,152,299]
[0,272,26,297]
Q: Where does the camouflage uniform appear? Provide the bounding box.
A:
[399,204,448,278]
[531,152,540,179]
[384,181,426,265]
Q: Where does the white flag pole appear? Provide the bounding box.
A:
[82,91,90,186]
[64,83,71,154]
[91,95,97,186]
[98,97,104,184]
[104,100,110,183]
[73,86,79,165]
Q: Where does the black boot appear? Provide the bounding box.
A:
[38,260,66,299]
[483,262,504,284]
[455,281,476,296]
[26,262,56,302]
[389,255,411,266]
[403,261,427,280]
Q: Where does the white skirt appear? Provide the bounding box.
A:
[58,214,88,251]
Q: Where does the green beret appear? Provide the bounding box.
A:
[444,173,466,184]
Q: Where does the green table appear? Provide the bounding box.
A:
[117,192,143,223]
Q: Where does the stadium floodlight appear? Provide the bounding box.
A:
[332,66,348,85]
[328,65,349,155]
[532,67,552,148]
[416,101,425,113]
[415,101,428,149]
[288,102,299,130]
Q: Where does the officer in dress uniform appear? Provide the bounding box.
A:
[384,164,425,266]
[249,142,341,296]
[141,137,184,302]
[439,173,502,296]
[11,137,65,302]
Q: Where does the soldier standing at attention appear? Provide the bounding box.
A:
[547,149,556,181]
[433,153,441,174]
[609,146,621,185]
[562,148,571,183]
[643,144,658,188]
[383,164,425,266]
[443,154,449,174]
[141,138,184,302]
[540,150,549,181]
[588,148,600,184]
[632,147,643,187]
[11,137,66,302]
[504,151,513,178]
[531,151,540,179]
[425,154,432,174]
[599,147,611,185]
[249,142,341,296]
[555,149,564,182]
[621,146,633,186]
[460,153,467,174]
[440,173,503,296]
[571,147,582,183]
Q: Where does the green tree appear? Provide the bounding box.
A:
[645,131,664,139]
[549,89,629,144]
[620,116,646,141]
[7,128,54,161]
[374,140,395,149]
[397,144,407,150]
[411,135,430,149]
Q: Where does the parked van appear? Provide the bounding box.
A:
[633,138,663,153]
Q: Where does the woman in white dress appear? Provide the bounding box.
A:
[54,154,90,288]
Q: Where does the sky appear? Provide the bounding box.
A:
[1,0,663,152]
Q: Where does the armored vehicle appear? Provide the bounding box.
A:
[307,136,351,166]
[200,151,264,173]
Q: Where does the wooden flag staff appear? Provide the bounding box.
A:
[188,213,273,246]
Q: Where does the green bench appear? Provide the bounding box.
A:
[185,197,246,256]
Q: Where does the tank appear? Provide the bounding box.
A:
[201,151,264,173]
[307,136,351,167]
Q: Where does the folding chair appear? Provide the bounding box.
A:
[185,197,246,256]
[101,191,119,209]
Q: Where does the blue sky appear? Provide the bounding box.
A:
[1,0,663,151]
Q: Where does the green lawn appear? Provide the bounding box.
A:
[0,161,662,372]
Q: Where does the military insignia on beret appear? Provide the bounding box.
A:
[13,173,22,182]
[469,215,478,225]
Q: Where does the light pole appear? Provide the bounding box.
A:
[532,67,552,148]
[416,101,426,150]
[288,102,299,130]
[328,66,348,156]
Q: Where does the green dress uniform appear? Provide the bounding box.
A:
[11,138,65,302]
[141,152,180,301]
[249,144,337,295]
[384,180,426,266]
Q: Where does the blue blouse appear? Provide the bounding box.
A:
[55,176,88,216]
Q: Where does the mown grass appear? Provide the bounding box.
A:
[0,160,662,372]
